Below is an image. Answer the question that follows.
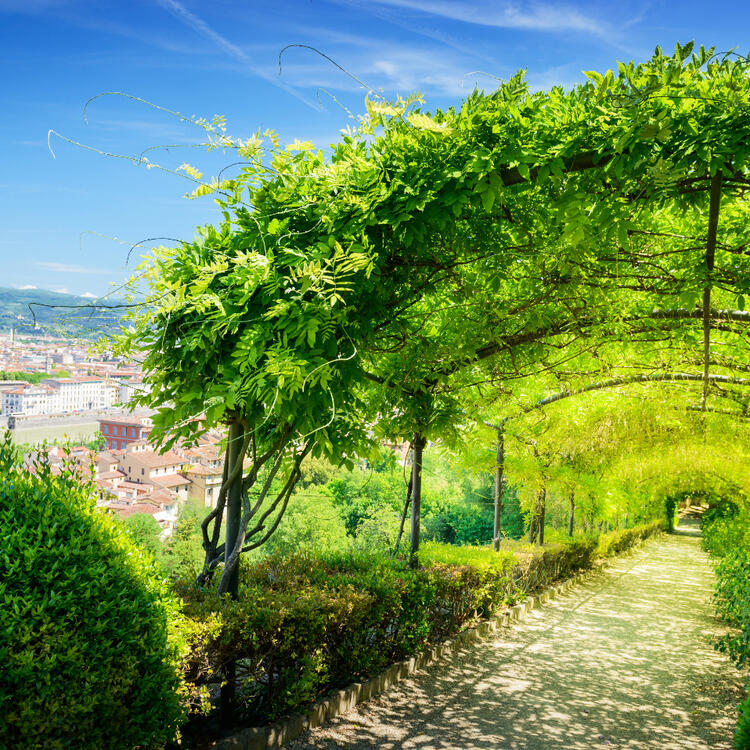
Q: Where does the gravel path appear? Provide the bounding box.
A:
[288,522,744,749]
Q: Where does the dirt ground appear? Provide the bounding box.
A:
[288,520,745,749]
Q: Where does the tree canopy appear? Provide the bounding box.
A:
[111,42,750,590]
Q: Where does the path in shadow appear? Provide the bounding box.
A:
[288,521,744,749]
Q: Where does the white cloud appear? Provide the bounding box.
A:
[275,40,485,99]
[360,0,610,35]
[15,284,37,289]
[52,287,70,294]
[80,292,97,298]
[34,262,110,274]
[154,0,320,109]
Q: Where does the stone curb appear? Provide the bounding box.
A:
[211,540,653,750]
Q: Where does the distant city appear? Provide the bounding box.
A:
[2,324,224,538]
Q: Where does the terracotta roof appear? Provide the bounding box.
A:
[96,451,120,463]
[185,464,223,476]
[97,470,126,480]
[98,416,153,427]
[125,451,186,468]
[118,480,152,493]
[109,501,161,518]
[144,488,177,504]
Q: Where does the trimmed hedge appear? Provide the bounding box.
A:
[703,508,750,749]
[0,436,186,750]
[177,520,663,726]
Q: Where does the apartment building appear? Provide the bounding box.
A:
[1,376,118,415]
[118,449,190,504]
[185,463,224,507]
[99,417,153,450]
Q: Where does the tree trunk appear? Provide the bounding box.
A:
[537,487,546,546]
[567,490,575,537]
[493,426,504,551]
[624,513,629,529]
[409,433,425,568]
[527,513,537,544]
[220,420,244,728]
[394,471,413,554]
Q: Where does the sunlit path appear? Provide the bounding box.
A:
[289,522,743,749]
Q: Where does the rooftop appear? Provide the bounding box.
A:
[125,450,186,468]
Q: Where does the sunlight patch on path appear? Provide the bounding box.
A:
[288,522,744,749]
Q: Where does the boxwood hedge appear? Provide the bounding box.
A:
[177,520,662,727]
[0,435,185,749]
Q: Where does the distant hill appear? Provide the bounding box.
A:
[0,287,128,339]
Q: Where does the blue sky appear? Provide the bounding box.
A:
[2,0,749,297]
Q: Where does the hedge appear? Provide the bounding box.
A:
[0,435,186,750]
[703,507,750,749]
[177,520,663,728]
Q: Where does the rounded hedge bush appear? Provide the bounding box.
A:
[0,436,185,749]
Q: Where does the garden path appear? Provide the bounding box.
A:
[288,521,744,749]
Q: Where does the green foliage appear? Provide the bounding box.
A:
[123,512,164,560]
[0,370,72,384]
[326,466,405,535]
[0,433,185,749]
[595,522,665,557]
[262,487,349,556]
[353,503,403,552]
[737,692,750,750]
[702,507,750,748]
[176,521,660,726]
[160,499,207,580]
[84,430,107,452]
[714,548,750,669]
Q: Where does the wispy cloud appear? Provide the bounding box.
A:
[154,0,320,109]
[359,0,611,35]
[80,292,97,298]
[527,63,585,92]
[14,284,37,290]
[273,36,492,99]
[35,262,110,274]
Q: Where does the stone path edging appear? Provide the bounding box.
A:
[211,541,654,750]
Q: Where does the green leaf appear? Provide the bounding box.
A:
[480,187,495,213]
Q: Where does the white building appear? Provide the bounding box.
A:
[1,385,54,416]
[1,376,117,416]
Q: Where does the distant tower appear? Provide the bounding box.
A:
[10,327,15,347]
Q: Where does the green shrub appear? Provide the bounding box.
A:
[123,512,164,560]
[176,521,660,727]
[703,508,750,558]
[0,434,185,750]
[596,522,664,557]
[738,691,750,750]
[702,506,750,748]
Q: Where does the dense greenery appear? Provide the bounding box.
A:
[48,40,750,741]
[107,43,750,601]
[125,453,528,582]
[0,370,70,384]
[703,505,750,749]
[0,435,186,750]
[176,521,662,725]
